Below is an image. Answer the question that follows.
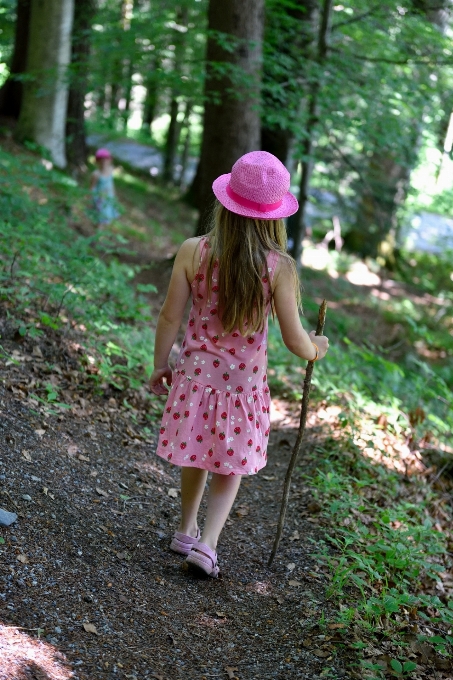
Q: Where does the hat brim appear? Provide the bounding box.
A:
[212,174,299,220]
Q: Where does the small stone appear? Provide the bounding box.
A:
[55,626,62,634]
[0,509,18,527]
[21,494,32,502]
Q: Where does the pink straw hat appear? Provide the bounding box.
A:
[95,148,112,160]
[212,151,298,220]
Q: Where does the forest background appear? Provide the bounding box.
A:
[0,1,453,679]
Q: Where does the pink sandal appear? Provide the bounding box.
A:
[186,542,220,578]
[170,528,200,555]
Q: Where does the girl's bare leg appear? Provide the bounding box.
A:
[179,467,208,536]
[200,473,242,551]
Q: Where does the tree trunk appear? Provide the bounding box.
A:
[345,0,450,261]
[193,0,264,233]
[142,72,159,133]
[343,151,412,259]
[162,96,180,183]
[15,0,75,168]
[261,0,317,167]
[66,0,95,172]
[0,0,31,119]
[287,0,332,265]
[176,100,192,187]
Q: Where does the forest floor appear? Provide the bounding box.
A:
[1,138,453,680]
[0,337,347,680]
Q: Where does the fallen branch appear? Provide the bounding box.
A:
[268,299,327,566]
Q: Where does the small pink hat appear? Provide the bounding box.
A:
[212,151,298,220]
[95,148,112,160]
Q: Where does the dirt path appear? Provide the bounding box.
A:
[0,338,351,679]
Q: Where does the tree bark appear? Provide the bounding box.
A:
[192,0,264,232]
[15,0,75,168]
[66,0,95,172]
[0,0,32,119]
[287,0,332,265]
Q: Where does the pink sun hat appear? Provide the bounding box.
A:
[95,147,112,160]
[212,151,298,220]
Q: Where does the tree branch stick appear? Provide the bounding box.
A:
[268,299,327,567]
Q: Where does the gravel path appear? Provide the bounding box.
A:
[0,326,351,680]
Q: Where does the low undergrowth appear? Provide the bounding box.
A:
[304,420,453,678]
[0,144,157,401]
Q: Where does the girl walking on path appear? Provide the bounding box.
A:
[90,148,120,226]
[149,151,329,577]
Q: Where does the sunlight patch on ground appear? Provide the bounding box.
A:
[0,624,73,679]
[271,397,429,477]
[345,261,381,287]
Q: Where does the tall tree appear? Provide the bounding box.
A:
[287,0,332,264]
[261,0,317,166]
[66,0,95,172]
[343,0,452,260]
[193,0,264,232]
[15,0,75,168]
[162,6,189,183]
[0,0,31,118]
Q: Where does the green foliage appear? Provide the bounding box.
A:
[0,146,156,392]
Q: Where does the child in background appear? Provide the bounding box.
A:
[90,148,120,226]
[149,151,329,578]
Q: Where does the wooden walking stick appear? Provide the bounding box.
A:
[268,299,327,566]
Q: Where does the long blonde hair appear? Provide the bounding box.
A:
[204,201,301,336]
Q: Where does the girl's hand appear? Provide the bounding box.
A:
[149,365,173,395]
[309,331,330,360]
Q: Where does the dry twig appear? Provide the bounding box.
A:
[268,299,327,566]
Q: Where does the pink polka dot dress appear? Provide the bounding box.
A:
[155,237,279,475]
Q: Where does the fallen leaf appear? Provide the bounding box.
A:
[328,623,345,629]
[288,579,302,587]
[307,501,322,513]
[34,429,45,437]
[289,530,300,541]
[275,596,284,604]
[78,454,90,462]
[116,552,128,560]
[83,623,100,635]
[22,450,32,462]
[17,554,28,564]
[236,505,249,517]
[245,581,272,595]
[313,648,331,658]
[42,487,48,496]
[216,611,227,618]
[96,487,109,497]
[225,667,239,680]
[287,562,296,572]
[167,488,178,498]
[261,475,276,481]
[32,346,43,358]
[67,444,78,456]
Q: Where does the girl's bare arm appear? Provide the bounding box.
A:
[273,259,329,360]
[149,238,201,394]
